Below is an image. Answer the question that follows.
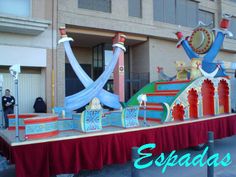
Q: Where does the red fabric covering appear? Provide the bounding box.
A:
[1,115,236,177]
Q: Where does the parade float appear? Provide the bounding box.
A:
[0,15,236,177]
[1,14,236,140]
[127,14,236,123]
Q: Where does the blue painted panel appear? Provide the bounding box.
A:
[139,110,163,119]
[123,106,139,127]
[102,116,110,126]
[72,114,81,120]
[147,95,175,103]
[72,110,102,132]
[108,107,139,128]
[83,110,102,132]
[109,112,123,127]
[25,122,58,135]
[156,82,189,91]
[9,118,24,127]
[58,119,74,131]
[73,119,83,131]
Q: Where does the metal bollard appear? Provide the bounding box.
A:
[131,147,140,177]
[207,131,214,177]
[0,86,3,128]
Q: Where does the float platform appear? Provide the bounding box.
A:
[1,114,236,177]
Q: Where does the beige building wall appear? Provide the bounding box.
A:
[218,50,236,63]
[57,0,236,49]
[67,47,93,64]
[149,38,191,82]
[55,45,65,107]
[131,41,150,74]
[0,0,55,112]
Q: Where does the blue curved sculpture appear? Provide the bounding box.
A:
[203,32,225,63]
[59,36,124,111]
[65,47,122,111]
[63,41,121,110]
[181,40,199,59]
[177,19,232,77]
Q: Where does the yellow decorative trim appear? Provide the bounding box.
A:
[121,109,125,127]
[81,112,84,132]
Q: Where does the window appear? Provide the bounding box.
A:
[0,0,30,17]
[93,44,104,80]
[198,10,214,28]
[153,0,175,24]
[105,50,113,69]
[228,17,236,39]
[129,0,142,18]
[153,0,198,28]
[78,0,111,13]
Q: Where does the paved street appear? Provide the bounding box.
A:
[1,135,236,177]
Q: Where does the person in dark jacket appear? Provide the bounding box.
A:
[2,89,15,129]
[33,97,47,113]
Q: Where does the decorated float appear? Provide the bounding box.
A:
[1,14,236,177]
[3,14,236,139]
[127,14,235,123]
[3,28,141,140]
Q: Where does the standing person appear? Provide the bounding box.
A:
[2,89,15,129]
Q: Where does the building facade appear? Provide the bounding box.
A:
[57,0,236,107]
[1,0,236,113]
[0,0,55,113]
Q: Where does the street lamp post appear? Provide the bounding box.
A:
[9,65,21,140]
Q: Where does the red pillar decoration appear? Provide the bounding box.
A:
[172,104,185,121]
[201,79,215,116]
[59,27,67,37]
[218,80,229,113]
[112,32,126,102]
[188,88,198,119]
[220,14,231,29]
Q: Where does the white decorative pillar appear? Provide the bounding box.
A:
[185,105,189,120]
[213,81,219,115]
[198,93,203,117]
[214,90,219,115]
